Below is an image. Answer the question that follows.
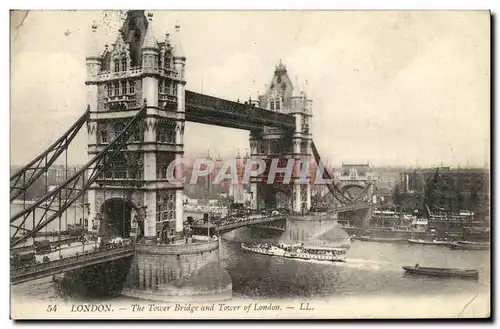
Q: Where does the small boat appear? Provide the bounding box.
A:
[408,239,452,246]
[403,265,479,279]
[352,236,407,243]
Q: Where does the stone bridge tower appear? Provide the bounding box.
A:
[249,61,313,214]
[85,11,186,242]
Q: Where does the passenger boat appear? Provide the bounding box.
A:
[408,238,452,246]
[352,236,407,243]
[449,241,489,250]
[241,243,347,262]
[290,245,347,262]
[241,243,285,256]
[403,265,479,279]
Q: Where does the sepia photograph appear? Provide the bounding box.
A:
[9,9,491,320]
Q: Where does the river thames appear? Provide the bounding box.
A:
[11,206,490,317]
[12,236,490,301]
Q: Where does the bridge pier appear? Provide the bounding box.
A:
[122,240,231,302]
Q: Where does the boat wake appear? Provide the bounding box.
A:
[346,258,391,265]
[285,257,399,272]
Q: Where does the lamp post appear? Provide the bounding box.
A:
[249,191,254,213]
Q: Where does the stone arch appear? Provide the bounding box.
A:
[258,183,292,210]
[341,183,366,202]
[99,197,139,239]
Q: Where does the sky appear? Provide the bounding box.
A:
[10,10,490,168]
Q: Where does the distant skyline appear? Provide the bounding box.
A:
[10,11,490,168]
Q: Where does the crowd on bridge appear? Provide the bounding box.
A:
[10,233,135,270]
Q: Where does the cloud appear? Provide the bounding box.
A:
[10,11,490,168]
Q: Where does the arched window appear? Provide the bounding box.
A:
[113,122,126,139]
[121,81,127,95]
[159,79,165,94]
[129,80,135,94]
[271,140,280,154]
[275,98,281,110]
[113,82,119,96]
[100,129,108,144]
[269,100,275,111]
[165,80,169,94]
[121,57,127,71]
[167,122,176,143]
[131,126,140,142]
[114,59,120,72]
[110,153,128,179]
[165,55,171,70]
[157,123,166,142]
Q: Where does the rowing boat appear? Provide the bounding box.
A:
[403,266,479,279]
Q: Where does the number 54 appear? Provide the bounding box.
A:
[47,305,57,312]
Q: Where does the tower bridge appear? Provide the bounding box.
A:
[10,10,374,297]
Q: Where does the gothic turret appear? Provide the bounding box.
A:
[173,23,186,82]
[142,12,159,51]
[292,76,302,97]
[86,21,101,59]
[291,76,304,111]
[86,22,102,81]
[275,59,287,75]
[142,12,159,74]
[173,22,186,60]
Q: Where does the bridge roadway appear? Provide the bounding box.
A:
[10,244,134,285]
[191,214,286,233]
[11,236,84,255]
[192,205,371,234]
[218,215,287,233]
[333,202,372,212]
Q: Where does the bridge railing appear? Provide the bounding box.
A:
[11,244,134,279]
[332,202,372,212]
[10,236,83,255]
[135,239,219,255]
[218,215,285,231]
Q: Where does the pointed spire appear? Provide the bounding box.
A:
[173,21,186,59]
[275,59,286,73]
[87,21,101,58]
[292,76,302,98]
[302,78,309,97]
[142,12,159,50]
[111,29,128,55]
[164,32,171,48]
